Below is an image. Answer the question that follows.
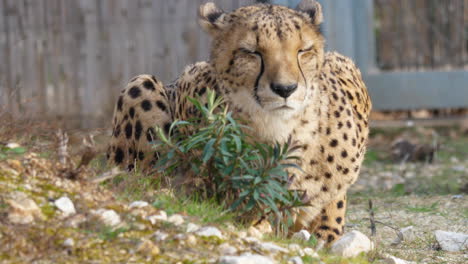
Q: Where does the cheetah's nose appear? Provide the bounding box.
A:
[270,83,298,98]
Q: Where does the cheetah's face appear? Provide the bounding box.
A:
[199,0,325,117]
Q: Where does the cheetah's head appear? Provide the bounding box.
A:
[199,0,325,118]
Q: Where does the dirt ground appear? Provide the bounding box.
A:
[0,121,467,263]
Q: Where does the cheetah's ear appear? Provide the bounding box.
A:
[296,0,323,26]
[198,2,227,34]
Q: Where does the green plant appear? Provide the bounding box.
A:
[153,90,306,233]
[0,144,26,160]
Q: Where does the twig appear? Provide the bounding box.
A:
[368,199,376,236]
[91,167,124,183]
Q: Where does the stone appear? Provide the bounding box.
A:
[303,247,319,258]
[195,226,224,239]
[186,222,200,233]
[258,242,288,254]
[66,214,87,228]
[147,211,167,224]
[218,243,237,255]
[136,239,160,256]
[330,230,373,257]
[218,254,274,264]
[247,226,263,239]
[7,194,44,224]
[153,230,169,242]
[434,230,468,252]
[186,234,197,246]
[288,244,303,256]
[289,256,303,264]
[129,201,149,209]
[292,230,311,242]
[384,255,415,264]
[63,238,75,247]
[167,214,184,226]
[91,209,121,226]
[54,196,76,216]
[392,226,415,245]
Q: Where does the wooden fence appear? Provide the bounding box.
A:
[0,0,256,128]
[1,0,467,128]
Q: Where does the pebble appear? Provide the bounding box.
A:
[7,194,44,224]
[186,234,197,246]
[147,211,167,224]
[153,230,169,242]
[218,243,238,255]
[54,196,76,216]
[186,222,200,233]
[65,214,87,228]
[63,238,75,247]
[91,209,121,226]
[434,230,468,252]
[292,230,311,242]
[392,226,415,245]
[258,242,288,254]
[167,214,184,226]
[129,201,149,209]
[136,239,160,256]
[288,244,303,256]
[303,247,319,258]
[218,254,274,264]
[288,256,303,264]
[195,226,224,239]
[330,230,374,257]
[384,255,415,264]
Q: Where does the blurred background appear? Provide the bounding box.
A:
[0,0,467,128]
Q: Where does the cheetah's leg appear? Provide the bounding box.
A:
[310,194,347,246]
[107,74,172,171]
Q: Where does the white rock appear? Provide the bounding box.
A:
[167,214,184,226]
[434,230,468,252]
[129,201,149,209]
[288,243,302,252]
[237,231,247,238]
[195,226,224,239]
[330,230,374,257]
[63,238,75,247]
[218,243,238,255]
[384,255,415,264]
[91,209,121,226]
[54,196,76,216]
[292,230,311,241]
[258,242,288,253]
[219,254,274,264]
[303,247,319,258]
[186,234,197,246]
[392,226,415,245]
[6,142,20,149]
[153,230,169,242]
[147,211,167,224]
[186,222,200,233]
[289,256,303,264]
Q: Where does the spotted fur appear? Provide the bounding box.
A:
[107,0,371,245]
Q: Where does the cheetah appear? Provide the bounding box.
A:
[107,0,371,245]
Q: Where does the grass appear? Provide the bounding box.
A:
[406,201,439,213]
[152,194,236,225]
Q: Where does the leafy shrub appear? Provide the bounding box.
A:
[153,90,307,232]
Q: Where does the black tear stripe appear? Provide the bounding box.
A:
[297,47,308,94]
[253,52,264,106]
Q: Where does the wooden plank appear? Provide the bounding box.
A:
[365,70,468,110]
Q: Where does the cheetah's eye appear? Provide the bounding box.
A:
[239,48,260,56]
[299,46,313,53]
